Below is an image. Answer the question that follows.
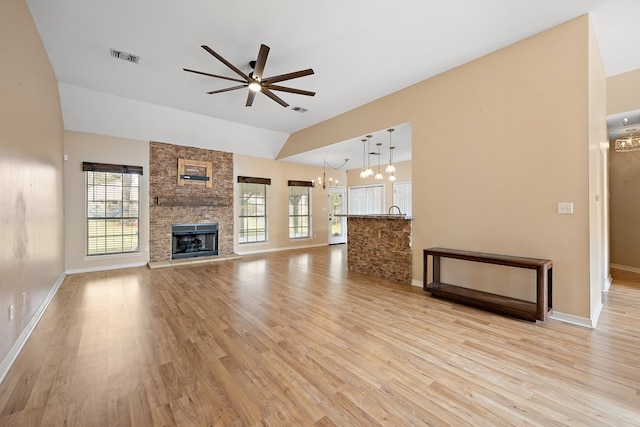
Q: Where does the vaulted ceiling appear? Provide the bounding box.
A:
[27,0,640,167]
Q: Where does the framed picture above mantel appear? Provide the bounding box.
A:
[177,158,213,188]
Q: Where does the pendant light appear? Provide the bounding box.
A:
[364,135,374,178]
[359,138,368,178]
[375,142,383,180]
[385,128,396,174]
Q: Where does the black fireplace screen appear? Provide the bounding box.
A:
[171,223,218,259]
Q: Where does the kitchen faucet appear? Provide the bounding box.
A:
[388,205,402,215]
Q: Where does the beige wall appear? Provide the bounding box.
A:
[66,137,327,265]
[64,131,150,272]
[609,148,640,269]
[606,68,640,115]
[281,16,603,319]
[234,156,334,253]
[346,159,412,213]
[0,0,65,369]
[606,60,640,271]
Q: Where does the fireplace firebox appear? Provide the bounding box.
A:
[171,223,218,259]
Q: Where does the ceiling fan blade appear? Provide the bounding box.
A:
[201,45,249,81]
[267,84,315,97]
[261,88,289,107]
[246,90,257,107]
[253,44,270,81]
[206,85,247,94]
[262,68,314,84]
[183,68,246,84]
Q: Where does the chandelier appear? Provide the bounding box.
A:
[315,158,349,189]
[614,133,640,152]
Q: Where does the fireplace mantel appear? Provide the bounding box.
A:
[155,196,232,207]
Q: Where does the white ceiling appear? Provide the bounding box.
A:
[26,0,640,168]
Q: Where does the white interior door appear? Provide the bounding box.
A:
[393,181,412,215]
[329,187,347,244]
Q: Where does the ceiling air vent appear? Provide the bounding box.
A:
[110,48,140,64]
[291,106,308,113]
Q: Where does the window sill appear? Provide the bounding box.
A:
[84,251,141,261]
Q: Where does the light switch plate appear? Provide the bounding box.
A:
[558,202,573,214]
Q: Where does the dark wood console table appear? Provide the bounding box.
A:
[423,248,552,322]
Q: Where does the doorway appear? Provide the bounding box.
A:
[329,186,346,244]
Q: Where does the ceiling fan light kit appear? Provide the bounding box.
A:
[184,44,315,107]
[248,81,262,92]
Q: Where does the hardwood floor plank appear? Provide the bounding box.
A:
[149,403,176,427]
[1,246,640,425]
[108,394,131,426]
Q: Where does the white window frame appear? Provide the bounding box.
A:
[238,182,268,244]
[289,185,312,239]
[86,169,140,256]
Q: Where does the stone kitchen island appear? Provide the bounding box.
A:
[337,214,413,284]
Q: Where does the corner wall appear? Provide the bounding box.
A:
[587,17,608,324]
[280,16,600,320]
[233,156,332,253]
[0,0,64,372]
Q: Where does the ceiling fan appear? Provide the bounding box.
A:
[183,44,315,107]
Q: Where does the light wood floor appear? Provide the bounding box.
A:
[1,245,640,426]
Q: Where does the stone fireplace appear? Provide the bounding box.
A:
[149,141,233,263]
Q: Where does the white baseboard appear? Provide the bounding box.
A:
[411,279,423,288]
[550,309,598,329]
[235,243,328,256]
[603,275,612,292]
[610,263,640,274]
[66,261,148,275]
[591,301,603,328]
[0,271,66,384]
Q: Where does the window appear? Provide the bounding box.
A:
[238,182,267,243]
[85,162,141,256]
[289,185,311,239]
[348,185,384,214]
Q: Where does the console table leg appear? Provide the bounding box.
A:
[536,266,548,321]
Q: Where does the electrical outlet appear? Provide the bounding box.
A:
[8,304,14,321]
[22,292,26,307]
[557,202,574,214]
